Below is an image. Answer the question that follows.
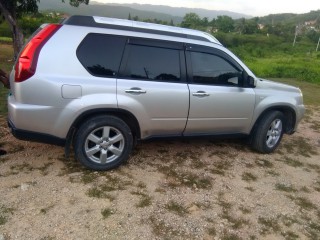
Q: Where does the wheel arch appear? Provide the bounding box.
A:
[251,106,296,136]
[67,108,141,142]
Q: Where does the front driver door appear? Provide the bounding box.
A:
[184,46,256,135]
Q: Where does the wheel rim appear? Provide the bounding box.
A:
[266,118,282,148]
[84,126,125,164]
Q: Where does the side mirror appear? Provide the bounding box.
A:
[248,76,256,88]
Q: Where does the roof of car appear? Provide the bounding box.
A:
[63,15,222,45]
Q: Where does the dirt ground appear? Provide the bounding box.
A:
[0,107,319,240]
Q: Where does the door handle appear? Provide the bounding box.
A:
[192,91,210,97]
[125,88,147,94]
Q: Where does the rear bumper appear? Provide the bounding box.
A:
[8,119,65,146]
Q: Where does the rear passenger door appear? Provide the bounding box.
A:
[184,45,256,135]
[117,38,189,138]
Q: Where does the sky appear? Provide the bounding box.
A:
[94,0,320,16]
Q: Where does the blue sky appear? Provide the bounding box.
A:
[94,0,320,16]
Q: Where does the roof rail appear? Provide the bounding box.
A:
[63,15,221,45]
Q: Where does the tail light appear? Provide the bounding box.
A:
[14,24,62,82]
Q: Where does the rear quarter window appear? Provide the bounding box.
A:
[77,33,126,78]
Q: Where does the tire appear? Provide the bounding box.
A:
[74,115,133,171]
[251,111,285,153]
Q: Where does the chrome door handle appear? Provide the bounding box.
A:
[192,91,210,97]
[125,88,147,94]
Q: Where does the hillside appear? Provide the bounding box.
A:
[38,0,250,23]
[259,10,320,25]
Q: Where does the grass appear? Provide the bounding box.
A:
[255,158,273,168]
[40,205,55,214]
[276,156,304,168]
[165,201,189,216]
[275,183,297,193]
[287,195,317,211]
[0,205,14,225]
[281,136,318,157]
[148,216,180,238]
[158,165,212,189]
[242,172,258,182]
[131,191,152,208]
[101,208,114,219]
[258,216,281,234]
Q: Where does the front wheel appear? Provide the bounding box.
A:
[251,111,285,153]
[74,115,133,171]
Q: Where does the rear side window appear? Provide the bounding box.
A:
[121,45,181,82]
[77,34,126,77]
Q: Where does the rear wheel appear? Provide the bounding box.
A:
[251,111,285,153]
[74,115,133,171]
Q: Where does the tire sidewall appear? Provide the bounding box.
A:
[252,111,285,153]
[74,116,133,171]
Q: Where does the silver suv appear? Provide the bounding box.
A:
[8,15,305,170]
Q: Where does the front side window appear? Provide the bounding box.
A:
[77,34,126,77]
[122,45,181,82]
[190,51,242,86]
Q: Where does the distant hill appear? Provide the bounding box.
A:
[106,3,251,19]
[258,10,320,25]
[38,0,251,24]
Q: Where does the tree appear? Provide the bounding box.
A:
[180,13,201,29]
[215,15,234,33]
[0,0,89,59]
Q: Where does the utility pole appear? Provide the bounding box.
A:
[317,35,320,52]
[293,26,298,47]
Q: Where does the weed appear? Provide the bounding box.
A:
[10,162,34,172]
[8,144,25,154]
[131,191,152,208]
[281,231,299,240]
[165,201,188,216]
[136,195,152,208]
[36,162,54,175]
[239,206,251,214]
[258,216,281,234]
[0,205,14,225]
[81,171,99,184]
[40,236,56,240]
[222,212,249,229]
[148,216,180,238]
[220,230,242,240]
[275,183,297,192]
[136,181,146,189]
[310,120,320,132]
[288,196,317,211]
[255,158,273,168]
[276,156,304,168]
[306,163,320,174]
[210,160,233,176]
[40,205,55,214]
[245,186,255,192]
[242,172,258,182]
[300,186,311,193]
[282,137,317,157]
[266,170,280,176]
[207,226,216,236]
[101,208,114,219]
[159,165,212,189]
[154,187,166,193]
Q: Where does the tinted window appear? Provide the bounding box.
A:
[122,45,180,82]
[190,51,242,86]
[77,34,126,77]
